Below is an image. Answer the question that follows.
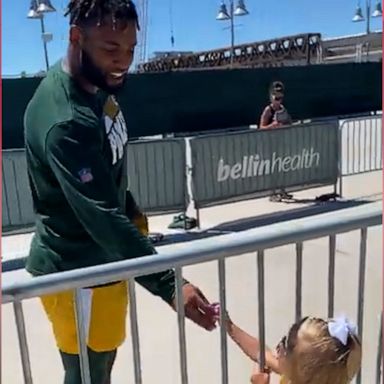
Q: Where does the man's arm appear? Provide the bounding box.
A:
[124,192,217,329]
[124,190,187,304]
[46,121,217,327]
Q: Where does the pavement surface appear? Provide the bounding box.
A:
[2,170,382,384]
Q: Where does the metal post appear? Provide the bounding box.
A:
[13,301,33,384]
[358,122,362,173]
[363,120,367,172]
[338,123,343,197]
[295,243,303,323]
[366,0,371,35]
[345,121,350,178]
[328,235,336,318]
[352,120,356,174]
[375,312,383,384]
[369,118,373,172]
[195,206,201,229]
[39,16,50,71]
[218,259,229,384]
[229,0,235,68]
[356,227,367,384]
[175,267,188,384]
[257,250,266,372]
[128,279,143,384]
[74,289,92,384]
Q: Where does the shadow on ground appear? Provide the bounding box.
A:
[157,199,369,246]
[1,198,374,273]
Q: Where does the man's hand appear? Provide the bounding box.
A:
[172,283,217,331]
[250,373,270,384]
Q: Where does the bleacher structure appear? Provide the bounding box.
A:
[137,31,382,73]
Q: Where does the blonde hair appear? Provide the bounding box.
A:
[285,317,362,384]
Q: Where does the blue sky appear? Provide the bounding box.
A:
[2,0,383,75]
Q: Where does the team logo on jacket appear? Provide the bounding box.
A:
[103,96,128,164]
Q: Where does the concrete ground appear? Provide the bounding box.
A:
[2,171,382,384]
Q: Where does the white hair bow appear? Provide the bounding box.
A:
[328,316,357,346]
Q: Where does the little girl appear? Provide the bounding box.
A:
[217,308,362,384]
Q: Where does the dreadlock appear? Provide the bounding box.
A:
[65,0,140,30]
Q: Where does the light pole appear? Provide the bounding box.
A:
[216,0,249,67]
[352,0,382,34]
[27,0,56,72]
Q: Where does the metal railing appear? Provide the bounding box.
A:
[376,312,383,384]
[2,201,382,384]
[340,115,382,176]
[338,114,382,197]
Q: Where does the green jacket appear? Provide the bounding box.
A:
[24,61,182,304]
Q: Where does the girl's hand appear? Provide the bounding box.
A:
[211,303,232,325]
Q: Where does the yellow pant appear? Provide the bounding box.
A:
[133,214,149,237]
[41,212,147,355]
[40,281,128,354]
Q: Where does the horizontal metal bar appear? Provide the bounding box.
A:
[2,202,382,304]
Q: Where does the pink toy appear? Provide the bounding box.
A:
[210,302,221,316]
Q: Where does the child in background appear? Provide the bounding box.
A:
[220,308,361,384]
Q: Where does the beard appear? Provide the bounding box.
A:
[79,48,127,94]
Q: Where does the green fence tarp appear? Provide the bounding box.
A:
[3,62,381,149]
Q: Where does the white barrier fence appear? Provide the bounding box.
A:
[2,202,382,384]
